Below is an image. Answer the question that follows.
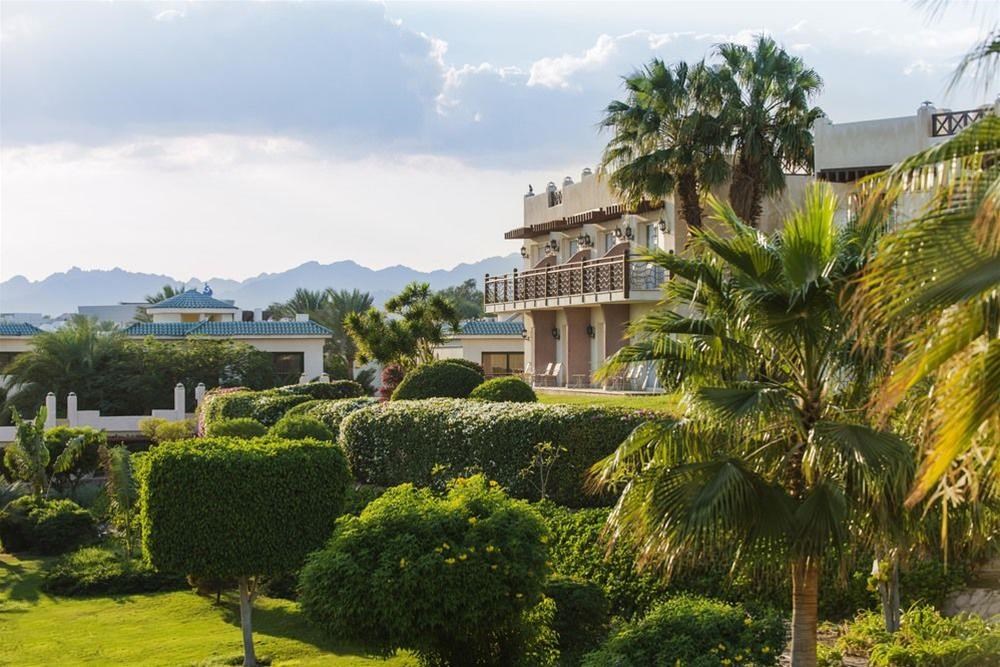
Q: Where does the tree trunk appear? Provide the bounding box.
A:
[729,156,763,227]
[238,576,257,667]
[790,557,819,667]
[875,556,902,633]
[676,172,702,232]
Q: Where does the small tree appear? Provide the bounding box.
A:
[140,437,350,666]
[100,444,138,557]
[4,407,85,499]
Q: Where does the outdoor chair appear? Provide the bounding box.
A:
[533,362,553,386]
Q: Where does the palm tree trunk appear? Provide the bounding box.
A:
[875,554,902,633]
[238,576,257,667]
[790,557,819,667]
[676,172,702,231]
[729,157,763,226]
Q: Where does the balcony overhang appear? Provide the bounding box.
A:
[504,200,661,240]
[485,290,662,314]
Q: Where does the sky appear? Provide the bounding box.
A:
[1,0,995,282]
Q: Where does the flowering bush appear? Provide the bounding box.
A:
[582,595,785,667]
[340,398,655,507]
[299,476,551,666]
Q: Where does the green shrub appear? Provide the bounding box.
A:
[275,380,366,400]
[41,545,185,596]
[205,418,268,439]
[299,476,550,666]
[545,574,609,663]
[340,399,652,507]
[582,595,786,667]
[391,361,483,400]
[438,358,485,378]
[285,397,379,435]
[832,606,1000,667]
[200,389,313,428]
[1,426,106,491]
[0,496,98,555]
[470,376,537,403]
[140,436,351,578]
[138,417,196,444]
[268,415,335,442]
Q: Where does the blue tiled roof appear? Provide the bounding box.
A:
[0,322,43,336]
[147,290,238,310]
[123,320,331,338]
[457,320,524,336]
[124,323,202,337]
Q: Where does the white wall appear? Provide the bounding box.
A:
[433,337,524,364]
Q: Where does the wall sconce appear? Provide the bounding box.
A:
[520,246,528,258]
[624,226,634,240]
[551,327,560,340]
[658,216,673,234]
[520,328,529,340]
[544,246,553,256]
[614,227,623,239]
[548,239,559,251]
[586,325,595,338]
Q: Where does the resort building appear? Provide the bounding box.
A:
[487,102,996,389]
[433,319,526,377]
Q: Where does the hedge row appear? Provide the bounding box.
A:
[340,399,655,508]
[199,381,366,429]
[140,437,351,578]
[285,398,379,434]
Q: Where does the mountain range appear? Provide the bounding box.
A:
[0,254,522,316]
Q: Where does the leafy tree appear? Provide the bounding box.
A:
[713,34,824,226]
[324,288,374,379]
[600,59,730,230]
[436,279,486,320]
[851,115,999,507]
[4,407,85,499]
[345,282,459,368]
[590,184,913,666]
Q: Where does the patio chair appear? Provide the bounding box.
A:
[532,362,553,386]
[548,362,564,387]
[521,362,534,383]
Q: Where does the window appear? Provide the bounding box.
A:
[272,352,305,384]
[481,352,525,378]
[645,223,657,249]
[0,351,21,371]
[569,238,579,258]
[604,232,616,252]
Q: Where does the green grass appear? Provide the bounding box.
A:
[535,390,679,413]
[0,553,416,667]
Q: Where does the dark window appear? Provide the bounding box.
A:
[272,352,305,384]
[481,352,525,378]
[0,351,21,372]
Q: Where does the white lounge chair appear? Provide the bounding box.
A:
[533,362,554,386]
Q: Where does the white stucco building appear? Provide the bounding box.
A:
[433,319,526,377]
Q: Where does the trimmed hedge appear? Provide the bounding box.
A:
[206,418,268,438]
[299,476,550,665]
[438,358,485,378]
[268,415,335,442]
[200,389,313,428]
[340,399,653,507]
[140,437,351,578]
[391,361,483,401]
[470,376,537,403]
[0,496,98,555]
[285,398,379,434]
[275,380,366,401]
[582,595,785,667]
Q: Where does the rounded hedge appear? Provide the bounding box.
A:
[582,595,785,667]
[0,496,98,555]
[206,418,268,439]
[438,358,485,379]
[268,415,335,442]
[285,398,379,435]
[391,361,483,401]
[340,399,654,507]
[140,437,351,578]
[299,476,550,665]
[469,376,537,403]
[200,389,313,428]
[276,380,366,401]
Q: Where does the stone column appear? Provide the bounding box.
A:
[45,393,57,428]
[67,392,78,427]
[564,307,591,388]
[174,383,186,420]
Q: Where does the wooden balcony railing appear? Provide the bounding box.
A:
[484,254,667,306]
[931,108,991,137]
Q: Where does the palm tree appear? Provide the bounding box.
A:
[713,35,824,226]
[135,284,186,322]
[851,116,1000,506]
[590,184,913,666]
[5,406,85,499]
[267,288,329,319]
[600,59,730,231]
[324,288,374,380]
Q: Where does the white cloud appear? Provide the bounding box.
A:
[154,9,185,22]
[528,34,618,89]
[903,59,937,76]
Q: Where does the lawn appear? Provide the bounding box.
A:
[535,389,679,413]
[0,553,416,667]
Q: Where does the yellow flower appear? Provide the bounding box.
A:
[399,558,407,568]
[442,543,450,550]
[718,644,726,651]
[744,618,752,626]
[485,545,496,553]
[515,593,523,599]
[491,564,498,570]
[445,558,456,565]
[762,647,771,654]
[459,553,468,561]
[468,516,478,524]
[734,656,743,663]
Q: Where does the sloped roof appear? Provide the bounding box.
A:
[456,320,524,336]
[147,290,238,310]
[0,322,43,336]
[123,320,331,338]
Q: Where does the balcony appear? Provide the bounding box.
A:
[484,253,667,312]
[931,108,991,137]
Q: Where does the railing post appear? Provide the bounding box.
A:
[45,393,56,429]
[623,251,630,299]
[512,268,519,301]
[67,392,78,427]
[174,383,186,420]
[484,273,490,305]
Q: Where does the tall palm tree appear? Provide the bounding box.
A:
[135,284,186,322]
[590,184,913,666]
[324,288,374,379]
[714,35,824,226]
[600,59,730,231]
[267,288,329,319]
[852,116,1000,506]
